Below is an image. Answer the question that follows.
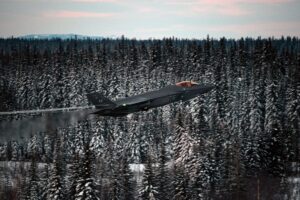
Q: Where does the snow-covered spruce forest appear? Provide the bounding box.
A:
[0,36,299,200]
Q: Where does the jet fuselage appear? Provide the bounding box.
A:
[92,83,214,116]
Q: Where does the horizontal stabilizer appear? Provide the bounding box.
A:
[87,92,116,108]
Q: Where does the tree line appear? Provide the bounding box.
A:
[0,36,299,199]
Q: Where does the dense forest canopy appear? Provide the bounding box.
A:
[0,36,299,199]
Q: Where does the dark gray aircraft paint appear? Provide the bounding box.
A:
[0,81,214,140]
[88,81,214,116]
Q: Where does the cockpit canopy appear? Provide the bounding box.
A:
[176,81,199,87]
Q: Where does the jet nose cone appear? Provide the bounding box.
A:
[195,83,215,94]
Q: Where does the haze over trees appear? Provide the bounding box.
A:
[0,36,299,199]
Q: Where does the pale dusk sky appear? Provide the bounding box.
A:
[0,0,299,39]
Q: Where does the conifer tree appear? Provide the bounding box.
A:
[140,155,157,200]
[247,52,266,174]
[286,59,300,162]
[121,154,135,200]
[264,52,285,175]
[156,136,170,200]
[40,164,50,200]
[26,156,40,200]
[68,153,81,200]
[173,164,189,200]
[75,137,99,200]
[173,112,196,166]
[46,138,65,200]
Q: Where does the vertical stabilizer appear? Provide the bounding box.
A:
[87,92,116,108]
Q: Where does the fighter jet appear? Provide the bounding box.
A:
[0,81,214,140]
[88,81,214,116]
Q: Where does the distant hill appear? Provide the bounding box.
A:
[18,34,104,40]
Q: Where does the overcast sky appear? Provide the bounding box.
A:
[0,0,299,39]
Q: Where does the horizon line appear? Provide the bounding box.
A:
[0,33,299,41]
